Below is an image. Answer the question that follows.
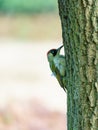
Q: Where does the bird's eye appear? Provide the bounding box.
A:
[51,49,57,56]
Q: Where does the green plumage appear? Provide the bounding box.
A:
[47,45,66,91]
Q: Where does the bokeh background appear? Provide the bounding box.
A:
[0,0,67,130]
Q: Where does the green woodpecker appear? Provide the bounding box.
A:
[47,45,66,91]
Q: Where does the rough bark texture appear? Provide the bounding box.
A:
[58,0,98,130]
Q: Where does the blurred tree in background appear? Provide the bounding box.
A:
[0,0,57,14]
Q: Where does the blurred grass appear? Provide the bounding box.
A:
[0,14,62,41]
[0,0,61,41]
[0,0,57,14]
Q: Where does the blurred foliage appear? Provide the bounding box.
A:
[0,0,57,14]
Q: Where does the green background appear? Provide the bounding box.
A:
[0,0,57,13]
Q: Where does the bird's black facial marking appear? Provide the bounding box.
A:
[50,49,57,56]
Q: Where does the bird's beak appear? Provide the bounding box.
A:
[57,45,64,53]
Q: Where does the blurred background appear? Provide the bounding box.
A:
[0,0,67,130]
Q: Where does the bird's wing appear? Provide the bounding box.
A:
[54,55,66,76]
[50,55,65,88]
[52,61,64,87]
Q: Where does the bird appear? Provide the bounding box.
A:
[47,45,66,91]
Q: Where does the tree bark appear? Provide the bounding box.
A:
[58,0,98,130]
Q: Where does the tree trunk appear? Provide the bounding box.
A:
[58,0,98,130]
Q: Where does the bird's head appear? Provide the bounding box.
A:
[47,45,63,62]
